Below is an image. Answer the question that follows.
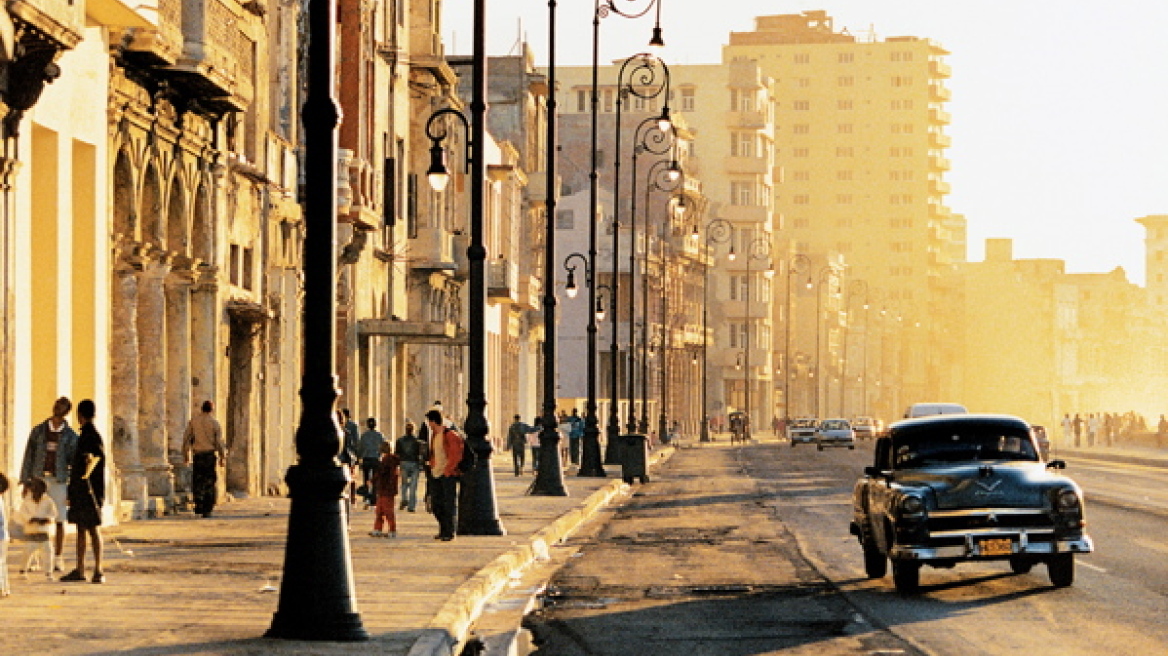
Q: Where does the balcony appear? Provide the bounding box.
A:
[725,109,767,129]
[516,273,542,311]
[722,299,773,320]
[411,227,456,272]
[169,0,256,111]
[929,59,952,79]
[525,171,560,209]
[124,0,184,66]
[723,155,770,175]
[929,131,951,149]
[721,204,769,225]
[928,107,952,125]
[487,257,519,304]
[929,82,952,103]
[929,177,951,195]
[929,154,951,171]
[10,0,85,46]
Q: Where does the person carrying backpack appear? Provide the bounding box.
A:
[425,409,463,541]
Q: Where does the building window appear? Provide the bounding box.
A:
[835,147,854,157]
[555,209,575,230]
[892,51,915,62]
[794,53,810,64]
[890,217,913,228]
[794,147,809,158]
[230,244,241,286]
[890,194,914,205]
[838,99,854,110]
[731,181,754,206]
[797,78,811,88]
[837,217,854,228]
[837,170,853,181]
[838,53,854,63]
[242,247,254,290]
[793,124,810,134]
[793,100,810,111]
[794,217,810,228]
[577,89,587,112]
[793,194,809,205]
[892,76,914,87]
[792,170,810,181]
[838,124,853,134]
[890,241,913,253]
[838,76,854,87]
[836,194,853,205]
[731,131,755,158]
[891,99,915,110]
[603,89,613,112]
[681,87,695,111]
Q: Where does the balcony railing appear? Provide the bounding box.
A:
[488,257,519,303]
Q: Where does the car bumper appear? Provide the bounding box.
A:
[816,439,855,447]
[790,435,816,443]
[890,532,1094,561]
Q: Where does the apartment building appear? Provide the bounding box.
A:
[725,11,965,412]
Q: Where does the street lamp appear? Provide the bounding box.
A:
[414,40,505,527]
[814,265,842,419]
[841,279,868,419]
[602,52,672,464]
[590,0,668,466]
[563,252,606,477]
[742,236,771,439]
[627,116,676,434]
[265,0,367,639]
[700,218,734,442]
[783,254,811,425]
[655,192,691,445]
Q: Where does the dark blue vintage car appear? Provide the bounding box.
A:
[850,414,1094,593]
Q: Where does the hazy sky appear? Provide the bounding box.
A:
[445,0,1168,285]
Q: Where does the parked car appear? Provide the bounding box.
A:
[787,418,818,447]
[903,402,968,418]
[850,414,1093,594]
[815,418,856,451]
[852,416,878,440]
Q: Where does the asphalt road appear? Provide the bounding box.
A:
[519,440,1168,655]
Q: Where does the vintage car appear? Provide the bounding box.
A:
[852,416,879,440]
[849,414,1093,594]
[787,418,818,447]
[815,418,856,451]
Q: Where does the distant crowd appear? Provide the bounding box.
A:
[1058,411,1150,448]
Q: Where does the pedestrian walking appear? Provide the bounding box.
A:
[16,478,58,579]
[60,399,106,584]
[338,409,360,504]
[506,415,533,476]
[1087,413,1100,447]
[370,442,401,538]
[1072,413,1083,448]
[182,400,227,518]
[0,472,10,597]
[1060,413,1073,448]
[425,409,463,541]
[568,408,584,466]
[1158,414,1168,450]
[19,396,78,573]
[357,418,387,505]
[395,421,425,512]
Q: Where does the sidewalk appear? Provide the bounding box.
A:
[1,450,671,656]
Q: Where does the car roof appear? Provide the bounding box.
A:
[889,413,1030,434]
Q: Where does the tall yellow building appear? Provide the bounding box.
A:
[725,11,965,414]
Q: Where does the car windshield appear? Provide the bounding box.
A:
[892,424,1038,467]
[820,420,849,430]
[792,419,816,428]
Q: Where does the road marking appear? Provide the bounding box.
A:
[1078,560,1108,573]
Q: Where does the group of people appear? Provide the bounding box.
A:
[504,409,586,477]
[1060,411,1148,448]
[1,396,107,596]
[337,403,463,541]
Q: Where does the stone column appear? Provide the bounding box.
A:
[111,262,147,512]
[190,270,220,501]
[137,257,173,504]
[165,269,194,497]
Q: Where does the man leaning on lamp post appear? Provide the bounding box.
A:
[183,400,227,518]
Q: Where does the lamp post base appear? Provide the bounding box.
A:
[265,464,368,642]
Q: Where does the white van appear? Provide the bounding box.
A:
[903,402,968,418]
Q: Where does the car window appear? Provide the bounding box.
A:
[892,425,1038,467]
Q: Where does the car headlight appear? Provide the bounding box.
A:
[900,495,924,514]
[1056,489,1080,511]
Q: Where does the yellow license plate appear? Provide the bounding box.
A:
[979,538,1013,556]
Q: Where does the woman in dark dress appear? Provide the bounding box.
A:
[60,399,106,584]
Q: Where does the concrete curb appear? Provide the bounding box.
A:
[407,447,676,656]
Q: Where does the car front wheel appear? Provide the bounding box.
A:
[1009,556,1034,575]
[892,560,920,594]
[1048,553,1074,587]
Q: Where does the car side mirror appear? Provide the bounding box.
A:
[1046,459,1067,470]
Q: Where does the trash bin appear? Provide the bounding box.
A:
[620,434,649,484]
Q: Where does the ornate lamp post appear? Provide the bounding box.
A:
[265,0,367,638]
[563,252,606,477]
[700,218,734,442]
[783,254,811,425]
[741,236,771,438]
[814,265,842,419]
[416,18,505,528]
[590,0,666,465]
[841,279,868,418]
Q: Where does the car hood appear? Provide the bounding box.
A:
[894,463,1066,509]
